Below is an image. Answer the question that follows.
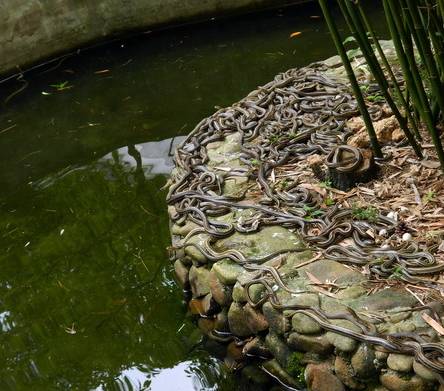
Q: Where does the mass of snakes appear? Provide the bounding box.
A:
[166,62,444,377]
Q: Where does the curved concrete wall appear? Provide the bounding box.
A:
[0,0,307,76]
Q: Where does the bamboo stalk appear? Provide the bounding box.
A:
[405,0,444,114]
[338,0,422,157]
[387,0,444,170]
[356,1,422,140]
[318,0,383,158]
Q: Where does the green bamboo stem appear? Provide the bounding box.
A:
[389,0,432,118]
[405,0,444,114]
[338,0,422,157]
[438,0,444,21]
[318,0,383,158]
[386,0,444,170]
[356,1,422,141]
[423,0,444,77]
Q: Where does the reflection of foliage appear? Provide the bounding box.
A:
[0,157,193,390]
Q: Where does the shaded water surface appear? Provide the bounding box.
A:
[0,2,385,390]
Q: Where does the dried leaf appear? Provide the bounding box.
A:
[421,160,441,169]
[422,313,444,336]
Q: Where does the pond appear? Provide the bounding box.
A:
[0,2,386,390]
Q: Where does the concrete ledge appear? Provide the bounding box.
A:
[0,0,308,76]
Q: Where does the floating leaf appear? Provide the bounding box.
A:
[290,31,302,38]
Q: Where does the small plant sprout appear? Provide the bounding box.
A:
[422,190,436,204]
[352,205,378,222]
[319,179,332,189]
[303,205,324,220]
[325,198,334,206]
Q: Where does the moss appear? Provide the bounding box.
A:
[286,352,306,386]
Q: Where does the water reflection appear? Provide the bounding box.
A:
[100,136,186,178]
[0,138,235,390]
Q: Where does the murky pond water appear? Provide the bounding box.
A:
[0,2,385,390]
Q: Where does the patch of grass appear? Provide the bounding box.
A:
[325,197,335,206]
[366,94,385,103]
[422,190,436,204]
[280,179,290,190]
[287,352,306,385]
[269,134,282,144]
[352,205,378,222]
[389,265,404,280]
[303,205,324,220]
[319,179,332,189]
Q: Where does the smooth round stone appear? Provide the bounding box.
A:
[387,353,413,373]
[412,360,437,381]
[292,313,322,334]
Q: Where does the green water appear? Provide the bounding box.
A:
[0,2,385,390]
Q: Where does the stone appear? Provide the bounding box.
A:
[375,351,389,362]
[242,337,272,358]
[380,371,427,391]
[325,319,361,352]
[244,303,269,333]
[352,289,417,312]
[201,293,219,316]
[263,302,290,335]
[337,284,366,300]
[287,332,333,355]
[232,282,247,303]
[197,318,215,335]
[305,362,345,391]
[334,356,364,390]
[223,176,249,198]
[303,259,366,285]
[292,313,322,334]
[262,359,299,389]
[171,220,200,236]
[174,259,190,288]
[209,270,232,306]
[240,365,271,391]
[184,233,209,263]
[214,309,229,332]
[265,333,292,368]
[214,226,305,259]
[351,343,377,378]
[189,265,211,298]
[212,259,244,285]
[386,307,412,323]
[245,282,266,304]
[228,302,251,337]
[225,340,245,369]
[278,289,319,319]
[412,360,437,381]
[386,353,413,373]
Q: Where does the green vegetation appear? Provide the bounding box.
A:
[423,189,436,204]
[303,205,324,220]
[319,179,332,189]
[325,196,335,206]
[319,0,444,170]
[352,205,379,222]
[287,352,306,385]
[50,81,73,91]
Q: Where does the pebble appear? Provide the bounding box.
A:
[386,353,413,372]
[402,233,412,241]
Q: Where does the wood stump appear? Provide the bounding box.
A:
[325,145,377,191]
